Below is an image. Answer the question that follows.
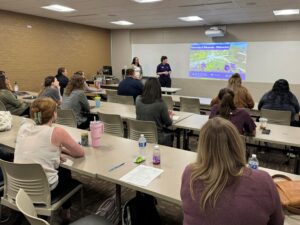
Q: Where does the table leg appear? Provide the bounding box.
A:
[294,154,300,174]
[116,184,122,222]
[183,129,189,150]
[176,129,181,149]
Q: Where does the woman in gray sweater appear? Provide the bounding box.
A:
[61,74,91,129]
[135,78,174,146]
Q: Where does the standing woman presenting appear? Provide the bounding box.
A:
[156,56,172,87]
[131,57,143,79]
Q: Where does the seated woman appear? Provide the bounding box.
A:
[210,88,256,136]
[0,71,13,91]
[74,71,100,92]
[211,73,254,109]
[135,78,173,146]
[0,73,29,115]
[258,79,299,125]
[14,97,85,222]
[38,76,62,105]
[181,117,283,225]
[61,74,91,129]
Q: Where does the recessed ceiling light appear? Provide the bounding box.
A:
[178,16,203,22]
[133,0,162,3]
[273,9,299,16]
[41,4,76,12]
[110,20,134,26]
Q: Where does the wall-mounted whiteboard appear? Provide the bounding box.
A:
[132,41,300,84]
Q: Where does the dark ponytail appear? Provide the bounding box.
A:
[217,88,236,119]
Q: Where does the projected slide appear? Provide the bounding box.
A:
[189,42,248,80]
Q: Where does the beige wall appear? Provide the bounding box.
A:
[0,10,111,91]
[111,21,300,101]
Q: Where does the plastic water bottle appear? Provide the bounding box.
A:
[138,134,147,157]
[14,81,19,92]
[152,145,161,165]
[248,154,259,170]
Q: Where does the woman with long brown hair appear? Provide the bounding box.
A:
[135,78,173,146]
[210,88,256,136]
[211,73,255,109]
[181,117,283,225]
[61,74,91,129]
[0,73,29,115]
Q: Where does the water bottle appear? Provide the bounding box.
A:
[14,81,19,92]
[152,145,161,165]
[138,134,147,157]
[248,154,259,169]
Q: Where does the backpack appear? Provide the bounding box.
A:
[122,193,161,225]
[95,195,120,225]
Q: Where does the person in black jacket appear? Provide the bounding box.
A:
[118,68,143,102]
[258,79,300,126]
[55,67,69,96]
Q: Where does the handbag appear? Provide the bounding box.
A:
[272,174,300,214]
[0,111,12,131]
[95,195,120,225]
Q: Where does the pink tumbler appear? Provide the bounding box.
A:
[90,121,104,147]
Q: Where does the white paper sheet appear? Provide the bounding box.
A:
[120,165,163,187]
[62,158,74,167]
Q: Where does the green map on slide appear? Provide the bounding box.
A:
[189,42,247,80]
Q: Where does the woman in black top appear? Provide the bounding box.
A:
[258,79,300,125]
[135,78,173,146]
[55,67,69,96]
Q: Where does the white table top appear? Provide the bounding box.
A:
[173,114,209,131]
[161,87,182,93]
[89,101,193,123]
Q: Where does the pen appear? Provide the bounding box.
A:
[108,162,125,172]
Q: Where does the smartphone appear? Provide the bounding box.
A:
[262,129,271,135]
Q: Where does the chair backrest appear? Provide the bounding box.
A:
[98,113,124,137]
[56,109,77,127]
[106,90,118,103]
[180,97,201,114]
[127,119,158,144]
[16,189,50,225]
[0,159,51,207]
[115,95,134,105]
[162,96,174,110]
[0,100,6,111]
[261,109,291,126]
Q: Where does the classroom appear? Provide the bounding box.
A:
[0,0,300,225]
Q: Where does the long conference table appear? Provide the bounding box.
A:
[0,116,300,225]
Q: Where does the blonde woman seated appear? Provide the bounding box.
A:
[181,117,283,225]
[211,73,254,109]
[14,97,85,222]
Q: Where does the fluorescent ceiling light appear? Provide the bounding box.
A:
[133,0,162,3]
[110,20,134,26]
[41,4,76,12]
[178,16,203,22]
[273,9,299,16]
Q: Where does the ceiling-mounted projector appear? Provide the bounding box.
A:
[205,26,226,38]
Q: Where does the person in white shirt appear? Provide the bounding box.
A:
[14,97,84,222]
[131,57,143,79]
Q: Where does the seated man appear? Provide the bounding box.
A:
[117,68,143,101]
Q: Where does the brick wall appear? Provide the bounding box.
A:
[0,10,111,91]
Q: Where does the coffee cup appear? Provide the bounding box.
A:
[259,117,268,129]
